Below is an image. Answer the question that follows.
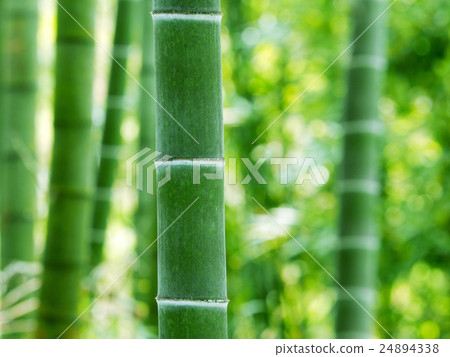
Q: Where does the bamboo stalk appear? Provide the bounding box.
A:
[1,0,37,269]
[336,0,387,339]
[0,0,5,236]
[90,0,138,269]
[0,0,38,338]
[133,0,158,331]
[152,0,228,338]
[37,0,96,338]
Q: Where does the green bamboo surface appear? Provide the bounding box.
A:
[0,0,38,338]
[1,0,37,269]
[133,0,158,331]
[336,0,387,339]
[37,0,96,338]
[90,0,138,269]
[0,0,5,235]
[153,0,228,338]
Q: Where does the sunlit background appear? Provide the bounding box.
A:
[1,0,448,338]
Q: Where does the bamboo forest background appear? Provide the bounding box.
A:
[0,0,449,339]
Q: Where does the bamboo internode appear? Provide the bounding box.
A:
[153,0,228,338]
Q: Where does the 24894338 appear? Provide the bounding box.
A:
[379,343,439,354]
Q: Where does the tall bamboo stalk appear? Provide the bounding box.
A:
[133,0,158,330]
[37,0,96,338]
[0,0,5,239]
[90,0,138,269]
[152,0,228,338]
[1,0,37,282]
[336,0,387,338]
[0,0,38,339]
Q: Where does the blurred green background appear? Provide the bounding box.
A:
[0,0,448,338]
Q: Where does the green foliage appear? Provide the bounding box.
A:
[222,0,449,339]
[0,262,40,337]
[377,0,450,339]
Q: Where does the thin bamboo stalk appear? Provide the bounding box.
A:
[37,0,96,338]
[152,0,228,338]
[1,0,37,271]
[133,0,158,331]
[0,0,5,236]
[0,0,38,338]
[336,0,387,339]
[90,0,138,269]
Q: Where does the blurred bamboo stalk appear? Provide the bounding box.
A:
[0,0,38,338]
[336,0,387,338]
[153,0,228,338]
[90,0,138,269]
[133,0,158,332]
[0,0,5,228]
[38,0,96,338]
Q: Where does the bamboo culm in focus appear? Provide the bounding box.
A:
[152,0,228,338]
